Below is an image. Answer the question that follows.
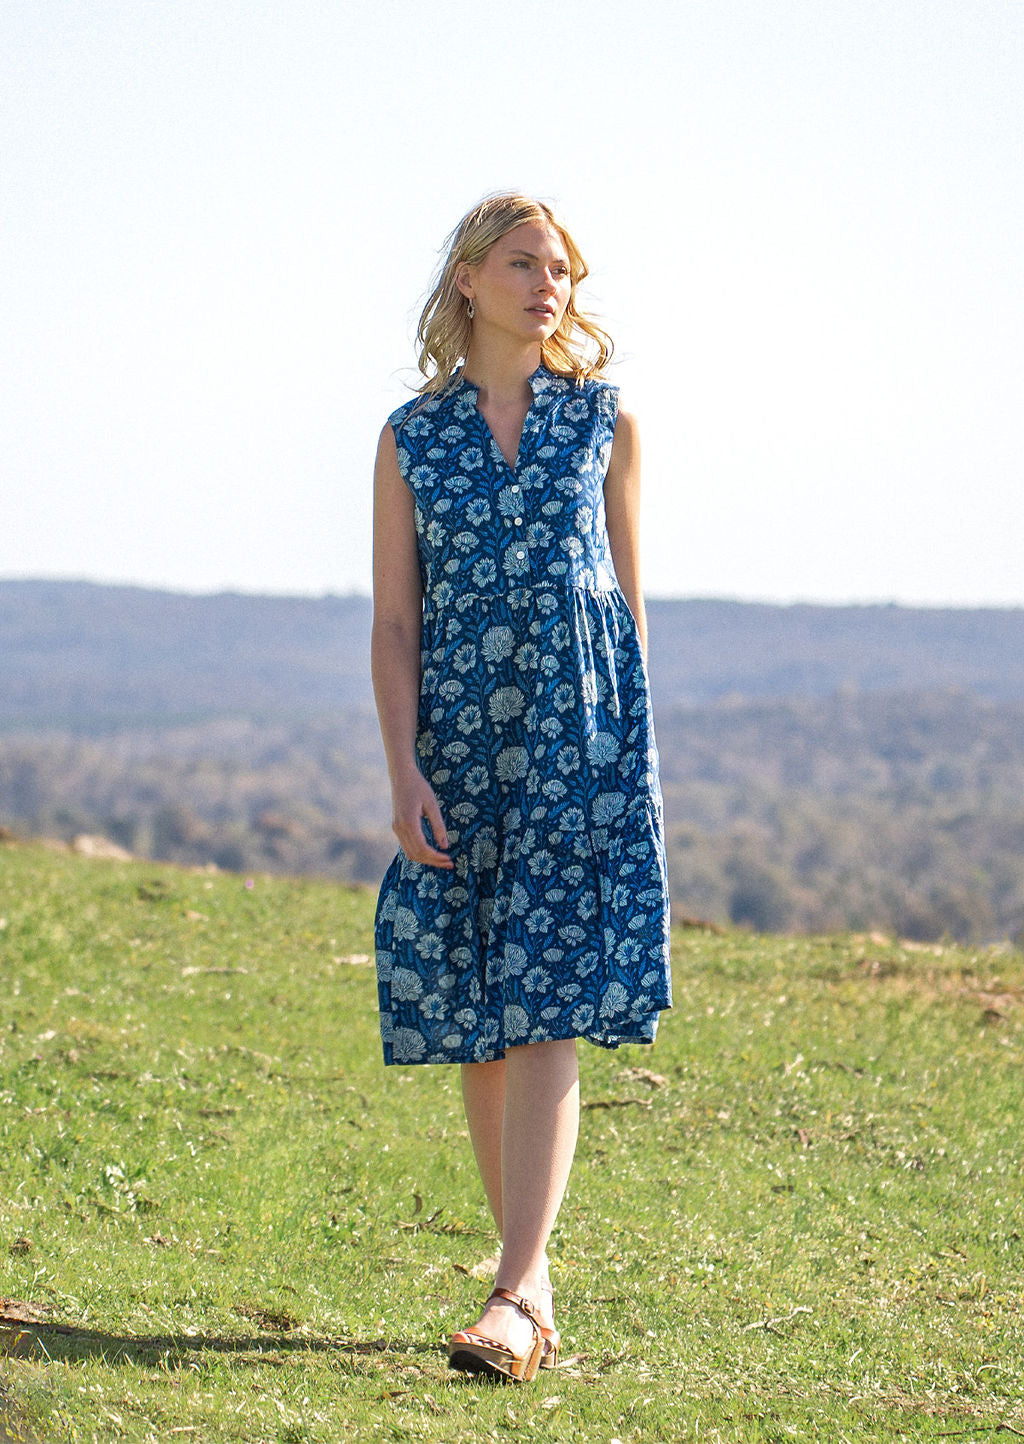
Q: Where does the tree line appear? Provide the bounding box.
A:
[3,691,1022,945]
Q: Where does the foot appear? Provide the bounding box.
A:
[461,1288,540,1360]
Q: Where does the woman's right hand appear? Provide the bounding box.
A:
[390,767,453,869]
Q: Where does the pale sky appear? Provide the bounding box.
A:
[2,0,1022,606]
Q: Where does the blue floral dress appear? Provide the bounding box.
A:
[374,365,672,1065]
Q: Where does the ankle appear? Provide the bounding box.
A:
[492,1274,545,1312]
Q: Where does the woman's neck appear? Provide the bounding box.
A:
[462,336,542,406]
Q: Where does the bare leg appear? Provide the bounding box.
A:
[459,1038,579,1355]
[461,1057,506,1234]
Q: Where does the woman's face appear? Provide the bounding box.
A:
[459,222,572,345]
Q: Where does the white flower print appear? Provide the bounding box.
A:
[526,906,553,934]
[586,731,621,767]
[464,765,490,796]
[509,882,530,916]
[504,1005,530,1041]
[497,486,524,517]
[577,889,597,920]
[392,1029,427,1061]
[570,1004,594,1032]
[575,952,599,978]
[415,933,444,962]
[470,832,499,871]
[456,704,483,735]
[592,792,626,826]
[556,746,581,777]
[599,982,629,1018]
[502,546,531,579]
[494,747,529,783]
[391,967,424,1001]
[503,944,529,976]
[393,907,419,941]
[481,626,516,662]
[488,687,526,725]
[433,580,455,608]
[514,642,541,672]
[528,849,556,878]
[472,558,498,587]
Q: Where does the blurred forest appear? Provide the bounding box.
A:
[2,580,1023,944]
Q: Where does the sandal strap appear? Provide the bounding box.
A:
[450,1328,510,1352]
[486,1288,542,1337]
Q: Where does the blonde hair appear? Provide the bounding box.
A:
[415,192,613,394]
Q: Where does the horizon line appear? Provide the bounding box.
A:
[1,574,1022,614]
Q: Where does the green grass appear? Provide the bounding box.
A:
[1,842,1022,1443]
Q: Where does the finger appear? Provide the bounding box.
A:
[394,822,454,869]
[424,795,450,852]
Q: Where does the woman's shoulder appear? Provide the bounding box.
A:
[576,372,620,426]
[536,370,619,426]
[387,380,470,438]
[386,393,422,431]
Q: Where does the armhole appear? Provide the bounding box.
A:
[387,412,413,494]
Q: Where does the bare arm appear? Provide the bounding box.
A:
[603,406,648,658]
[370,423,452,868]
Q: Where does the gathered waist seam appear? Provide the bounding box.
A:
[424,582,624,610]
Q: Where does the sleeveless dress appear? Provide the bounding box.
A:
[374,364,672,1065]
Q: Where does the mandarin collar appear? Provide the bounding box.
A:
[454,363,563,401]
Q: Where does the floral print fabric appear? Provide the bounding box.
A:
[374,365,672,1065]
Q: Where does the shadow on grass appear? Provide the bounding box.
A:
[1,1322,437,1371]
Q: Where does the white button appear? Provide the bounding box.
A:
[511,484,520,492]
[516,550,526,560]
[514,516,523,526]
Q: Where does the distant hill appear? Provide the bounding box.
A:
[2,579,1023,731]
[3,580,1024,943]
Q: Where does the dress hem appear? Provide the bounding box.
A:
[380,1012,670,1067]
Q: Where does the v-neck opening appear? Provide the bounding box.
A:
[459,365,549,475]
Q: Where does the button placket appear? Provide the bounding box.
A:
[507,476,530,571]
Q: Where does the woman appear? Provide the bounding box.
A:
[371,193,671,1382]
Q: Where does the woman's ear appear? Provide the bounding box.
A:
[454,262,474,300]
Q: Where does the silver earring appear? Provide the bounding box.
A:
[467,298,475,319]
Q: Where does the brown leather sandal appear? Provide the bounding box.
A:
[448,1288,545,1383]
[539,1322,560,1369]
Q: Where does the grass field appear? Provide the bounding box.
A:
[1,842,1022,1443]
